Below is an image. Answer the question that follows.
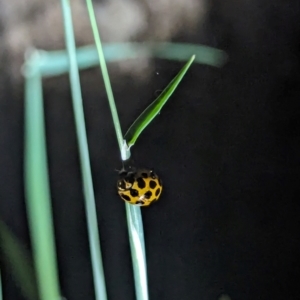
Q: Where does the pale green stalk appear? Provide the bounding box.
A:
[85,0,124,156]
[85,1,148,299]
[31,43,226,77]
[24,50,61,300]
[60,0,107,299]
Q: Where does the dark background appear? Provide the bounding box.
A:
[1,0,300,299]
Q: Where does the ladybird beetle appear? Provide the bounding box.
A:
[117,169,162,207]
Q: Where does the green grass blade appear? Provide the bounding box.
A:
[150,42,227,66]
[0,220,39,300]
[24,51,61,300]
[124,54,195,148]
[60,1,108,300]
[85,0,124,158]
[84,1,148,299]
[30,43,226,77]
[125,204,148,300]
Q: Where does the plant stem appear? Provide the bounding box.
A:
[85,0,124,157]
[60,1,107,299]
[34,43,227,77]
[125,204,148,300]
[24,50,61,300]
[85,1,148,299]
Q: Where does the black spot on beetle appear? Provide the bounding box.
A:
[149,180,157,189]
[126,174,135,185]
[141,172,148,178]
[150,170,156,179]
[137,177,146,189]
[130,189,139,197]
[144,191,152,199]
[121,194,131,201]
[136,200,144,205]
[118,180,126,190]
[155,188,160,196]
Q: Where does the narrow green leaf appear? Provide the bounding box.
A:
[24,52,61,300]
[84,2,148,299]
[60,0,108,299]
[0,220,39,300]
[22,43,226,77]
[125,204,148,300]
[124,54,195,148]
[85,0,124,158]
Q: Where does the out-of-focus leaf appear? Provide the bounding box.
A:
[0,220,38,300]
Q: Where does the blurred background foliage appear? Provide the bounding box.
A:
[1,0,300,300]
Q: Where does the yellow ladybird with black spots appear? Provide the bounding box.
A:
[117,169,162,207]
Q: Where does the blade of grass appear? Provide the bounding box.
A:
[84,1,148,299]
[0,220,39,300]
[150,42,227,66]
[85,0,124,157]
[125,204,148,300]
[24,50,61,300]
[124,55,195,148]
[33,43,226,77]
[60,1,108,300]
